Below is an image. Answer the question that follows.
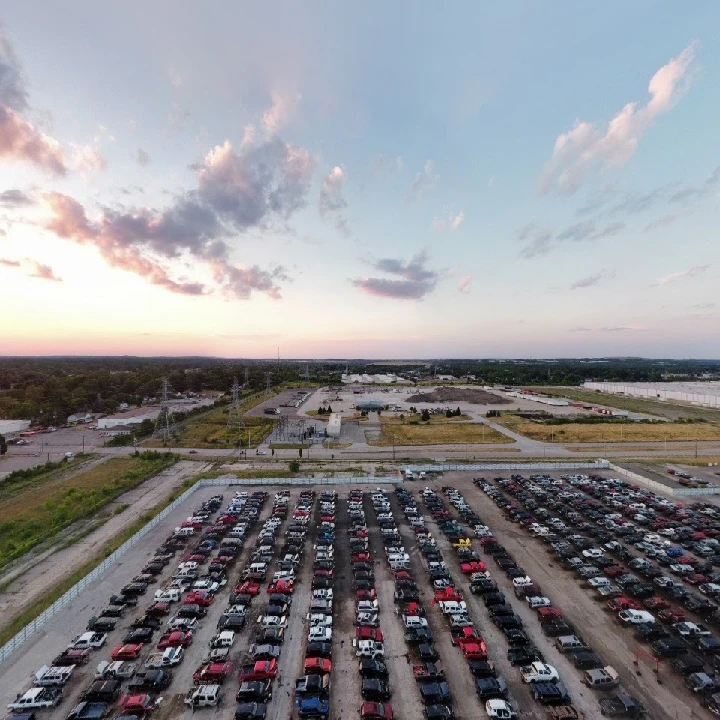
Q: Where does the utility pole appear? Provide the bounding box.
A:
[391,431,396,461]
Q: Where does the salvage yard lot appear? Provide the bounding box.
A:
[369,422,511,446]
[497,413,720,443]
[0,452,176,570]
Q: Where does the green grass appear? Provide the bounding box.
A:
[0,474,193,646]
[0,452,177,571]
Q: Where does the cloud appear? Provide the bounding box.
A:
[670,165,720,204]
[262,90,301,134]
[539,42,698,195]
[654,264,710,286]
[0,188,33,207]
[570,325,647,333]
[433,210,464,232]
[72,144,107,172]
[519,220,625,258]
[371,154,404,175]
[168,67,182,89]
[0,256,61,281]
[28,261,61,281]
[644,213,677,232]
[352,250,440,300]
[0,30,67,175]
[569,271,609,290]
[318,166,354,238]
[457,275,472,294]
[407,160,437,202]
[136,148,150,166]
[44,137,314,299]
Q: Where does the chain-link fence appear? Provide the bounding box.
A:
[401,461,610,473]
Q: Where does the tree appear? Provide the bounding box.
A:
[454,407,462,416]
[327,405,332,414]
[421,409,431,422]
[446,409,453,418]
[0,434,6,455]
[289,460,300,472]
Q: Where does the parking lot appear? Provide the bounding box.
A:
[4,468,720,720]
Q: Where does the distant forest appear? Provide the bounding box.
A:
[0,357,718,424]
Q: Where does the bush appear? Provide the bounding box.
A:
[289,460,301,473]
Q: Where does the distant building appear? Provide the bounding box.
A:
[355,400,386,412]
[436,375,456,382]
[0,419,31,436]
[97,407,159,429]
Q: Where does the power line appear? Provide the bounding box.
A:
[226,378,245,429]
[153,378,176,444]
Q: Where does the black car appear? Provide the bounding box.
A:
[123,627,154,644]
[504,629,530,646]
[234,702,267,719]
[306,642,332,659]
[488,606,514,618]
[493,616,522,630]
[127,670,172,690]
[672,654,706,675]
[131,615,162,630]
[420,682,450,705]
[82,680,121,703]
[531,681,570,706]
[652,637,689,658]
[570,651,604,670]
[635,625,670,643]
[475,677,508,700]
[406,628,434,644]
[359,660,388,678]
[362,679,392,701]
[418,644,439,661]
[467,660,496,677]
[218,615,246,631]
[423,704,455,720]
[542,620,574,637]
[236,681,272,702]
[507,646,543,666]
[483,592,506,607]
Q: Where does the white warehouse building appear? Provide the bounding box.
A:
[97,407,159,429]
[583,381,720,409]
[326,413,342,439]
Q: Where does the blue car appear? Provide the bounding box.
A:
[296,696,330,717]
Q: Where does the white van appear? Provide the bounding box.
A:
[154,588,180,603]
[174,526,195,536]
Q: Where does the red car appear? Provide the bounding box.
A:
[236,581,261,595]
[604,565,625,578]
[353,553,371,563]
[356,589,376,601]
[157,631,193,649]
[238,659,278,681]
[403,602,424,616]
[687,574,708,586]
[659,608,686,623]
[451,627,480,646]
[267,580,294,594]
[361,701,393,720]
[537,607,562,622]
[314,569,333,578]
[119,694,156,714]
[147,602,170,616]
[460,562,485,575]
[394,571,412,581]
[111,644,144,660]
[355,529,369,539]
[193,661,233,684]
[643,597,671,611]
[184,592,214,607]
[356,627,383,642]
[304,657,332,675]
[434,587,462,602]
[461,641,488,659]
[607,597,641,613]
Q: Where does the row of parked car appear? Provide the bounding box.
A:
[292,491,336,720]
[478,474,662,717]
[503,471,720,716]
[6,492,252,719]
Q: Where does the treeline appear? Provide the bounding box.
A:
[0,357,340,424]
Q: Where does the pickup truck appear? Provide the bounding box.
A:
[413,663,446,682]
[353,640,385,659]
[193,661,233,684]
[53,649,90,667]
[34,665,75,687]
[68,632,107,650]
[7,688,63,710]
[184,684,222,708]
[144,647,184,668]
[127,669,172,690]
[65,702,107,720]
[295,674,330,696]
[95,661,137,680]
[85,617,117,633]
[238,660,278,682]
[521,662,560,684]
[295,695,330,717]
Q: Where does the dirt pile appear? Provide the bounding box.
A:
[407,387,510,405]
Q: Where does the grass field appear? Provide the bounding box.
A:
[368,422,511,446]
[498,413,720,443]
[146,404,274,449]
[533,386,720,422]
[0,452,176,570]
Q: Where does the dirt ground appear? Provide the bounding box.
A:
[407,387,511,405]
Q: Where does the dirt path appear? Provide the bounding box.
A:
[0,459,208,631]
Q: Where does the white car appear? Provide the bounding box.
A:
[257,615,287,629]
[520,662,560,683]
[68,632,107,650]
[485,699,517,718]
[308,626,332,643]
[306,613,333,627]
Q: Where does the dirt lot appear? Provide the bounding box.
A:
[407,387,511,405]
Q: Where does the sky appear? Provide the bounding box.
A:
[0,1,719,359]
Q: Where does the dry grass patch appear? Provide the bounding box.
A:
[498,414,720,443]
[369,422,510,446]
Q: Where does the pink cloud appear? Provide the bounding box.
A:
[0,107,66,176]
[539,42,698,195]
[457,275,472,294]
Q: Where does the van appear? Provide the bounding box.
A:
[584,667,619,689]
[555,635,589,654]
[184,684,222,708]
[174,527,195,536]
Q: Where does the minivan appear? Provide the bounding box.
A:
[583,667,619,690]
